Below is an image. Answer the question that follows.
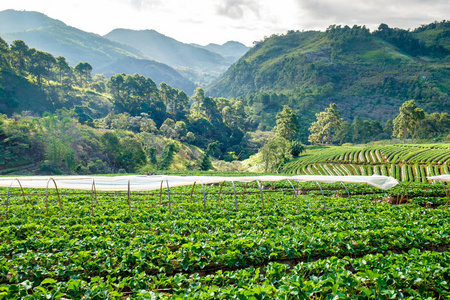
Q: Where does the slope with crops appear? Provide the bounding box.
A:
[283,144,450,182]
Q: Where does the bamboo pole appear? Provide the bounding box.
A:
[189,181,197,203]
[217,181,225,202]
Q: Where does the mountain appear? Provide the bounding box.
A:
[104,29,242,85]
[96,57,196,92]
[208,23,450,126]
[0,10,195,93]
[190,41,250,63]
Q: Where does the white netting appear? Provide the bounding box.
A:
[427,174,450,182]
[0,174,399,191]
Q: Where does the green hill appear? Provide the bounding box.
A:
[0,10,195,93]
[208,23,450,125]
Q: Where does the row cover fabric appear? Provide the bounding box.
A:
[0,175,399,191]
[427,174,450,182]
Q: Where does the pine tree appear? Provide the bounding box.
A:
[274,105,300,141]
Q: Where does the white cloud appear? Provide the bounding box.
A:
[0,0,448,46]
[293,0,450,31]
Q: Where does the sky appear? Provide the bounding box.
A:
[0,0,449,46]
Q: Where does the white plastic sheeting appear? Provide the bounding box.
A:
[427,175,450,182]
[0,174,399,191]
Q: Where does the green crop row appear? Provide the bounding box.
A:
[1,183,450,298]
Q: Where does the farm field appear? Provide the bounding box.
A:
[1,180,450,299]
[283,144,450,182]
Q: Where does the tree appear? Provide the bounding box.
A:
[74,62,92,87]
[28,50,56,86]
[308,103,343,145]
[0,37,10,70]
[10,40,30,73]
[274,105,300,141]
[191,87,205,118]
[289,141,305,157]
[159,142,177,170]
[100,132,121,166]
[392,100,425,143]
[55,56,71,83]
[259,136,291,172]
[198,152,213,171]
[116,137,147,172]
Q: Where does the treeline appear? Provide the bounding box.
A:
[1,34,449,175]
[208,21,450,136]
[0,37,256,174]
[307,101,450,146]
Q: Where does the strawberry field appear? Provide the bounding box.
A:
[1,180,450,299]
[283,144,450,183]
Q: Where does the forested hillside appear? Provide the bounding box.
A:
[0,10,196,93]
[1,20,449,176]
[0,37,250,174]
[208,22,450,136]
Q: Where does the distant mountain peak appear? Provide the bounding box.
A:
[0,9,66,34]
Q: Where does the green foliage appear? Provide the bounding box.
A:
[392,100,425,143]
[259,136,292,172]
[198,152,213,171]
[159,142,177,170]
[1,183,450,298]
[208,21,450,132]
[283,143,450,182]
[274,105,300,141]
[289,141,305,157]
[308,103,343,145]
[116,137,147,172]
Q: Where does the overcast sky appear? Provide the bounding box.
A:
[1,0,449,46]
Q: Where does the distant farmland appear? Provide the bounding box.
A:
[283,144,450,182]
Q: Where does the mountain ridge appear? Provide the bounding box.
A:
[207,23,450,128]
[0,9,196,93]
[104,28,249,85]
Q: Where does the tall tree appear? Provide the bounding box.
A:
[274,105,300,141]
[55,56,71,83]
[10,40,30,73]
[74,62,92,87]
[0,37,10,70]
[308,103,343,145]
[191,87,205,119]
[28,49,56,86]
[392,100,425,143]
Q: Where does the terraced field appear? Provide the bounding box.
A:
[1,181,450,298]
[283,144,450,182]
